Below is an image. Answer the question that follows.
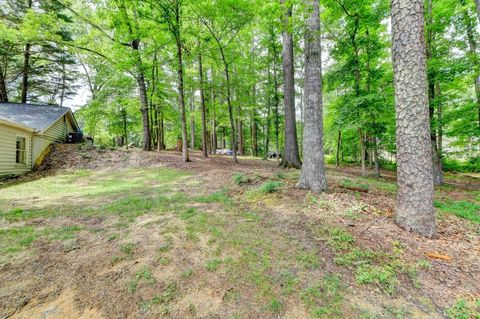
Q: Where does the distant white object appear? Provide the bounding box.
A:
[216,149,233,155]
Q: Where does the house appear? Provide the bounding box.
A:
[0,102,80,177]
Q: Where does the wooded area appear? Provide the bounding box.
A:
[1,0,479,232]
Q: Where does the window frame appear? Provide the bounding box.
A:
[15,135,28,166]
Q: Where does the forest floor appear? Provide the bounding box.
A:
[0,145,479,319]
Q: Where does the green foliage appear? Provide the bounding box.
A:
[256,181,283,194]
[446,298,480,319]
[355,264,398,295]
[232,173,251,186]
[205,258,222,271]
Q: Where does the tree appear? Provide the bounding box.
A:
[155,0,190,162]
[279,0,301,168]
[390,0,435,237]
[296,0,327,192]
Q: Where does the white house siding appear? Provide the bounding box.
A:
[0,124,33,176]
[32,115,75,165]
[43,115,68,142]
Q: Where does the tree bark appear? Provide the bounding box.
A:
[132,39,151,151]
[238,105,244,155]
[336,130,341,167]
[220,49,238,164]
[426,0,444,185]
[391,0,435,238]
[476,0,480,24]
[198,52,208,158]
[436,82,443,156]
[190,87,195,149]
[359,129,366,175]
[176,33,189,162]
[460,0,480,127]
[264,65,272,160]
[0,63,8,102]
[280,0,301,168]
[373,136,380,177]
[21,42,31,103]
[296,0,327,193]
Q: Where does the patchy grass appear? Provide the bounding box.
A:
[300,274,343,318]
[255,181,283,194]
[232,173,251,186]
[446,298,480,319]
[435,200,480,223]
[0,161,477,318]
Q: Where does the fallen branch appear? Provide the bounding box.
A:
[426,252,452,261]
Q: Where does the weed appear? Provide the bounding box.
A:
[233,173,251,185]
[296,249,320,269]
[158,256,171,265]
[446,298,480,319]
[256,181,283,194]
[135,266,156,285]
[416,258,431,269]
[334,248,375,266]
[327,228,354,251]
[268,298,283,312]
[341,179,369,191]
[188,303,196,316]
[274,172,286,179]
[205,258,222,271]
[196,188,232,204]
[120,243,135,258]
[180,208,197,220]
[301,274,343,318]
[280,272,298,295]
[355,264,398,295]
[181,268,193,278]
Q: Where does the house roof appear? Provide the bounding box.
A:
[0,102,79,132]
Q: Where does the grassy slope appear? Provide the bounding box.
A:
[0,165,479,319]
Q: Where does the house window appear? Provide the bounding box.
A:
[16,137,26,164]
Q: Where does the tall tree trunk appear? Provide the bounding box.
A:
[122,109,128,147]
[132,39,151,151]
[436,82,443,156]
[336,130,341,167]
[251,85,258,157]
[21,42,31,103]
[476,0,480,22]
[198,53,208,158]
[264,66,272,160]
[373,137,380,177]
[190,87,195,149]
[297,0,326,192]
[272,39,281,163]
[391,0,435,238]
[280,0,301,168]
[175,32,189,161]
[220,49,238,164]
[426,0,444,185]
[359,129,366,175]
[461,0,480,127]
[238,105,244,155]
